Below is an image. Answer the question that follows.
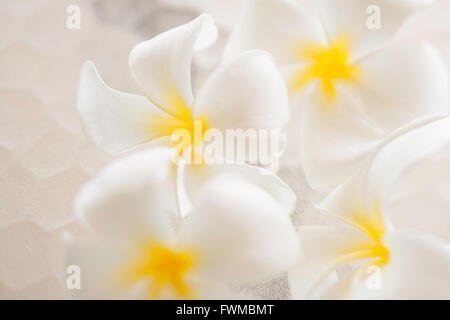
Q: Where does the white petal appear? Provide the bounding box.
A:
[365,116,450,241]
[75,147,177,248]
[288,225,377,299]
[223,0,327,65]
[321,116,450,239]
[179,171,299,284]
[177,159,297,219]
[387,147,450,242]
[318,0,433,60]
[301,83,384,190]
[347,43,449,132]
[77,61,176,153]
[364,116,450,201]
[279,94,305,167]
[194,50,290,132]
[350,230,450,299]
[129,14,217,118]
[64,238,148,300]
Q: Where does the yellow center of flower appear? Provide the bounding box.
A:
[341,202,390,266]
[121,242,195,299]
[290,36,359,103]
[142,86,208,163]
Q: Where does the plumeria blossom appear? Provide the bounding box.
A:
[288,116,450,299]
[77,13,289,166]
[225,0,449,189]
[65,147,299,299]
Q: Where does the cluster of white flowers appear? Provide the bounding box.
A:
[68,0,450,299]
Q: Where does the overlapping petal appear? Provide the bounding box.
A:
[301,43,449,189]
[75,147,177,248]
[347,43,449,132]
[194,50,289,131]
[77,62,176,153]
[348,230,450,299]
[363,117,450,241]
[177,157,296,218]
[129,13,217,118]
[301,83,385,189]
[319,117,450,236]
[288,226,375,299]
[223,0,327,65]
[294,117,450,299]
[180,170,299,283]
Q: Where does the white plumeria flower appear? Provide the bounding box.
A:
[224,0,449,189]
[77,13,289,164]
[288,116,450,299]
[65,147,299,299]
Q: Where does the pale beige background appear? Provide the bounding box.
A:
[0,0,449,299]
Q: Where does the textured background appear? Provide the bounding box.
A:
[0,0,449,299]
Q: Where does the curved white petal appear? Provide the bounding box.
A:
[387,146,450,242]
[129,14,217,118]
[223,0,327,65]
[364,116,450,205]
[347,43,449,132]
[315,118,450,299]
[301,83,385,190]
[350,230,450,299]
[321,117,450,240]
[364,117,450,241]
[318,170,387,233]
[288,225,377,299]
[177,159,297,218]
[194,50,290,131]
[318,0,433,60]
[75,147,177,248]
[77,61,175,153]
[179,171,299,284]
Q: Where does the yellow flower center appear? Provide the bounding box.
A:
[142,86,208,163]
[341,202,390,266]
[290,36,359,103]
[121,242,195,299]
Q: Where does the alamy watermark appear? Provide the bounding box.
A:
[170,121,283,174]
[366,265,381,290]
[66,5,81,30]
[66,265,81,290]
[367,5,381,30]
